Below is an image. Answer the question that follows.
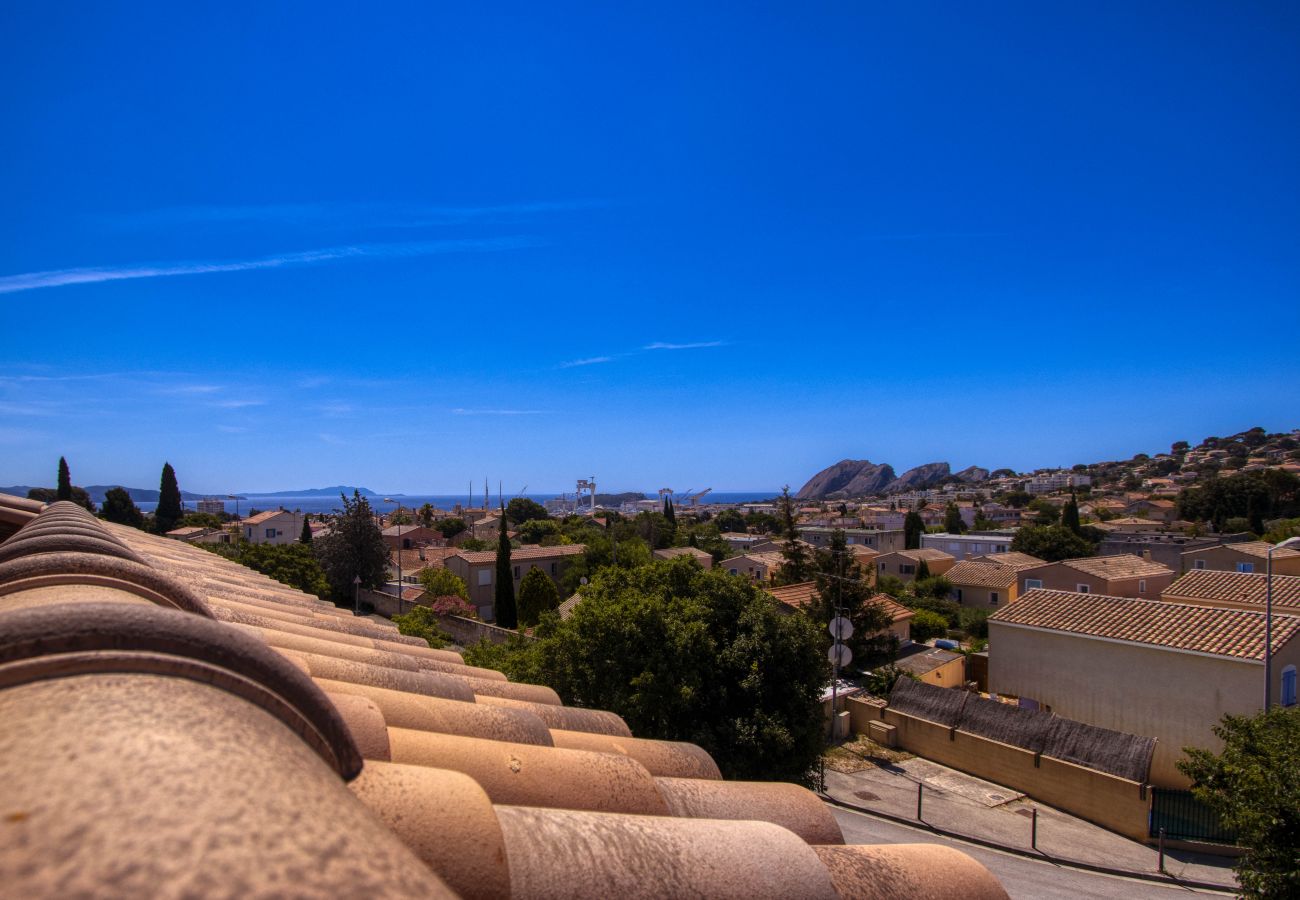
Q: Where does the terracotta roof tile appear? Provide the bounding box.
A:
[1163,569,1300,611]
[973,551,1045,570]
[1205,540,1300,561]
[990,588,1300,660]
[945,560,1018,589]
[453,543,586,565]
[1035,553,1172,580]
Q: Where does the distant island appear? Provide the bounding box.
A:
[234,486,378,498]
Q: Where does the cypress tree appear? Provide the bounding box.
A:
[664,497,677,527]
[155,462,183,534]
[1061,489,1082,535]
[300,513,313,544]
[915,558,932,581]
[56,457,72,502]
[904,510,925,550]
[494,504,518,628]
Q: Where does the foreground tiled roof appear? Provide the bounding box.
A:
[990,588,1300,660]
[0,495,1006,897]
[945,560,1018,590]
[1163,569,1300,611]
[453,543,588,565]
[1035,553,1172,580]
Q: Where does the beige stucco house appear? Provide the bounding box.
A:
[240,509,303,545]
[1180,541,1300,576]
[653,546,715,568]
[945,559,1020,610]
[989,588,1300,786]
[445,544,586,622]
[874,548,955,583]
[1017,553,1173,600]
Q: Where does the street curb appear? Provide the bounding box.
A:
[819,792,1237,894]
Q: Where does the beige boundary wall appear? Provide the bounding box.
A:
[847,697,1151,841]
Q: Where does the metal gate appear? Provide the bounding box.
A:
[1149,789,1238,844]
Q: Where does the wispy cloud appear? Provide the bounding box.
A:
[316,403,353,417]
[559,356,613,368]
[159,384,223,395]
[318,432,347,445]
[297,376,330,389]
[103,200,605,230]
[451,408,545,416]
[643,341,725,351]
[0,236,541,295]
[0,401,57,417]
[216,425,249,434]
[211,399,264,409]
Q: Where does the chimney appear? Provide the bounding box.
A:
[1142,549,1152,561]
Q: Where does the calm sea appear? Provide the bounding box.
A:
[137,491,781,515]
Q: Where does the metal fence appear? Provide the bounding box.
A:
[1149,789,1238,844]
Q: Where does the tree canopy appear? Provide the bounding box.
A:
[466,558,829,783]
[155,462,183,534]
[810,530,895,665]
[943,503,967,534]
[517,567,561,627]
[1010,524,1096,562]
[1178,707,1300,898]
[903,511,925,550]
[417,566,469,602]
[506,497,550,525]
[312,491,389,604]
[1178,470,1300,533]
[438,517,468,539]
[206,541,329,598]
[300,514,313,544]
[773,486,813,586]
[100,487,145,529]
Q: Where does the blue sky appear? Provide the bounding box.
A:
[2,2,1297,494]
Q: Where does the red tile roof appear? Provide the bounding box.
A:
[990,588,1300,660]
[1163,569,1300,611]
[452,543,587,565]
[945,560,1018,590]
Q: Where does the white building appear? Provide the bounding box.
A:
[921,532,1016,560]
[1025,472,1091,495]
[197,497,227,516]
[241,509,303,545]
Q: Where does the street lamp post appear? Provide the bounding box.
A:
[227,495,240,520]
[352,574,362,616]
[1265,545,1274,710]
[385,498,401,595]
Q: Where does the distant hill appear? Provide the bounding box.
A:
[235,486,377,498]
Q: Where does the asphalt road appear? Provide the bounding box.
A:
[830,805,1236,899]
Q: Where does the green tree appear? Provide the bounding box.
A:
[518,567,561,627]
[313,491,389,604]
[100,487,145,529]
[904,511,925,550]
[56,457,72,502]
[909,609,949,643]
[714,509,746,532]
[155,462,183,534]
[915,558,932,581]
[417,566,470,602]
[812,529,894,665]
[438,517,468,539]
[1178,707,1300,898]
[470,558,830,783]
[417,503,436,528]
[300,513,313,544]
[663,496,677,528]
[506,497,550,526]
[1010,524,1095,562]
[495,505,518,628]
[773,486,813,586]
[28,485,95,512]
[392,605,452,649]
[943,502,967,534]
[207,541,330,598]
[1061,489,1082,534]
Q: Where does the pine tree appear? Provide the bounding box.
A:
[775,486,812,586]
[155,462,183,534]
[100,487,144,529]
[1061,489,1082,535]
[56,457,72,502]
[300,513,313,544]
[494,504,518,628]
[943,502,967,534]
[664,497,677,528]
[313,491,389,605]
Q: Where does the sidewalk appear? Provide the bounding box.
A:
[820,751,1238,892]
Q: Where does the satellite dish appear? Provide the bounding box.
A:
[828,644,852,668]
[828,616,854,640]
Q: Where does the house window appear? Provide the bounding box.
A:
[955,588,963,604]
[900,565,915,575]
[1025,578,1043,590]
[1236,562,1254,574]
[477,570,491,586]
[1193,559,1206,570]
[729,568,738,576]
[551,563,557,575]
[513,566,520,579]
[990,592,999,606]
[265,528,276,539]
[1283,666,1297,708]
[1138,579,1147,593]
[1076,584,1090,594]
